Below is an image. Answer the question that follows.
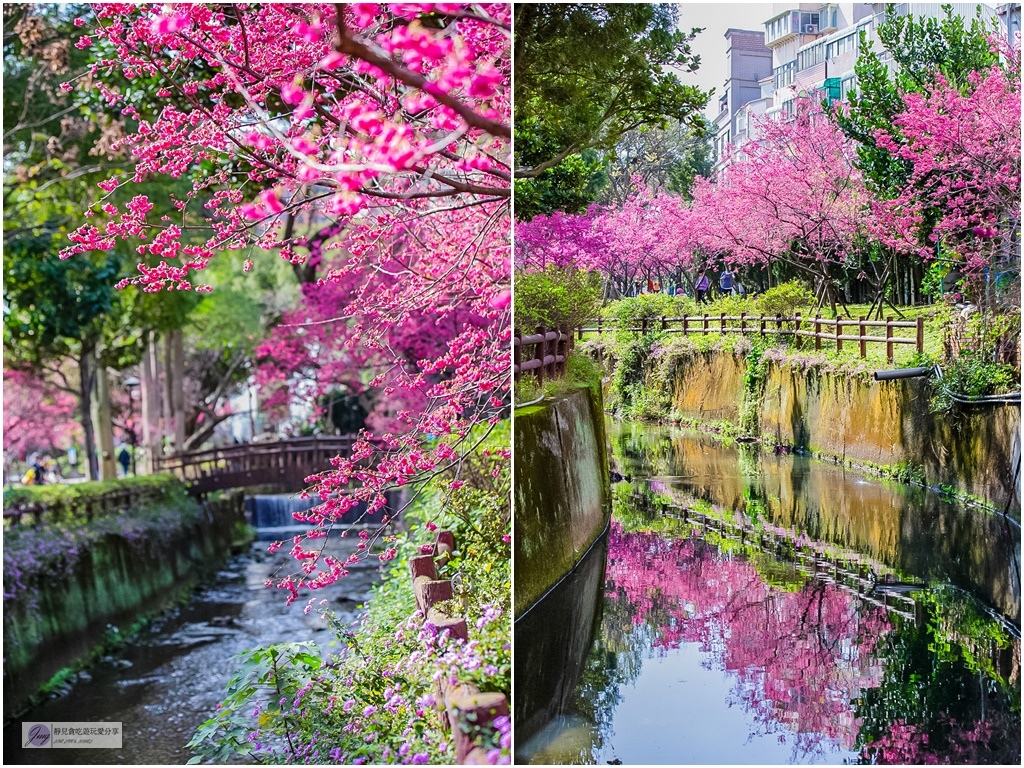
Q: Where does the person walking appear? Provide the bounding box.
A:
[695,271,711,304]
[719,267,734,297]
[118,445,131,477]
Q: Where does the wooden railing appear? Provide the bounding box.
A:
[154,435,356,494]
[513,326,572,381]
[579,313,925,362]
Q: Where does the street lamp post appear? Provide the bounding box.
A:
[124,376,140,475]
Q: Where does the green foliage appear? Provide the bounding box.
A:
[513,143,606,221]
[609,333,670,419]
[598,117,715,205]
[513,3,710,217]
[835,5,1000,198]
[932,353,1019,413]
[515,351,603,406]
[608,292,682,326]
[739,341,771,435]
[514,266,602,332]
[754,280,816,318]
[187,643,325,764]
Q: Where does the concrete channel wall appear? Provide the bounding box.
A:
[3,493,246,718]
[667,349,1021,512]
[513,386,611,619]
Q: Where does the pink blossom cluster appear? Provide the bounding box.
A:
[870,50,1021,275]
[60,3,510,593]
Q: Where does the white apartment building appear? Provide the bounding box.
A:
[715,2,1016,160]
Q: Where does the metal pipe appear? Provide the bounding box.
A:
[873,367,932,381]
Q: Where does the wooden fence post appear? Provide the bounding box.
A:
[916,316,924,354]
[513,333,521,380]
[740,312,747,335]
[660,315,667,332]
[702,315,709,334]
[836,318,843,353]
[535,325,546,384]
[759,316,766,339]
[886,316,894,363]
[682,314,689,336]
[794,312,801,349]
[859,316,867,359]
[814,315,821,351]
[641,317,649,335]
[720,312,726,335]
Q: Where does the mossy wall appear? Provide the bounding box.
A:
[3,494,245,717]
[513,386,611,618]
[666,350,1020,512]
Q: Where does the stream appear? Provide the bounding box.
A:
[518,418,1021,765]
[4,520,382,765]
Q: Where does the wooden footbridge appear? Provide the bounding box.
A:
[154,435,356,495]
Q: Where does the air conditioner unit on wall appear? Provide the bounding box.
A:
[804,24,818,34]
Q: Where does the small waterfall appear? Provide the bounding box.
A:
[246,493,395,530]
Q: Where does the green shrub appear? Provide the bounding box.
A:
[754,280,816,317]
[514,267,602,332]
[3,474,186,523]
[933,353,1019,414]
[609,293,681,326]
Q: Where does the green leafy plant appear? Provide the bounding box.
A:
[754,280,816,318]
[514,267,602,332]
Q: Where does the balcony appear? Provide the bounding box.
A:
[765,10,823,47]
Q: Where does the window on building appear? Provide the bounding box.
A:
[840,76,856,100]
[774,60,797,89]
[798,43,826,70]
[736,109,747,134]
[826,32,857,59]
[799,11,820,33]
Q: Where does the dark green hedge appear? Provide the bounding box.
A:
[3,475,186,525]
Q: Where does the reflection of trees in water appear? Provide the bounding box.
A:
[855,587,1021,765]
[582,522,889,761]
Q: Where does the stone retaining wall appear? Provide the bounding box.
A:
[665,349,1020,512]
[513,386,611,618]
[3,491,246,718]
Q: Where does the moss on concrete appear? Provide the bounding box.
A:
[3,490,247,718]
[513,386,611,618]
[611,343,1020,513]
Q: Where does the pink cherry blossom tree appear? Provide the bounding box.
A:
[2,369,82,462]
[689,98,872,314]
[869,52,1021,309]
[515,178,700,297]
[60,3,511,596]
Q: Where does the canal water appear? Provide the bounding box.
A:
[4,526,382,765]
[518,419,1021,765]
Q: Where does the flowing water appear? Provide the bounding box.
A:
[518,419,1021,765]
[4,520,382,765]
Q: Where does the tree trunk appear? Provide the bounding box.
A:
[92,361,117,480]
[162,332,174,452]
[79,347,100,481]
[171,328,186,451]
[141,333,160,473]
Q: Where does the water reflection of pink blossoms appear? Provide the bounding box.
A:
[605,522,889,750]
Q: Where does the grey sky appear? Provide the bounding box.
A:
[673,2,779,121]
